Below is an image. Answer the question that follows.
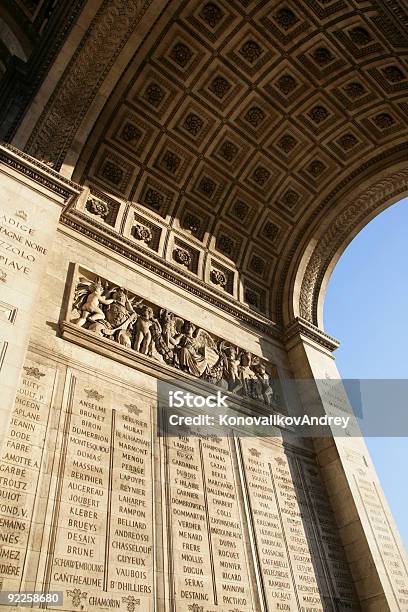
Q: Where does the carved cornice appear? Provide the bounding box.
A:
[0,143,81,201]
[284,317,340,353]
[299,168,408,324]
[60,210,281,338]
[25,0,153,169]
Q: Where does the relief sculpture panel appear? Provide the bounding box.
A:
[62,265,280,409]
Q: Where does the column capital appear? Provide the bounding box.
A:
[284,316,340,353]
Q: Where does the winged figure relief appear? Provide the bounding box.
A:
[69,275,278,407]
[173,321,217,378]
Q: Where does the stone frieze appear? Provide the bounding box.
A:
[63,265,280,407]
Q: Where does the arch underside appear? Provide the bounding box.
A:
[15,0,408,329]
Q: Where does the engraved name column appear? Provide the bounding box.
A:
[165,434,254,611]
[202,436,253,610]
[240,439,299,612]
[0,359,55,595]
[45,372,155,611]
[47,380,112,602]
[297,458,359,608]
[108,397,154,611]
[269,447,331,612]
[165,435,214,609]
[354,472,408,609]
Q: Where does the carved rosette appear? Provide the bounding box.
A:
[86,197,109,218]
[173,247,191,267]
[133,223,152,244]
[210,269,227,287]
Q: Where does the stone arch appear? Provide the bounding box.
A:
[288,155,408,329]
[13,0,166,172]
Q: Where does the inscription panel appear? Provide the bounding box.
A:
[0,359,372,612]
[0,359,55,594]
[298,462,358,608]
[355,474,408,610]
[44,372,154,612]
[165,435,254,611]
[240,439,300,612]
[240,438,360,612]
[0,198,63,453]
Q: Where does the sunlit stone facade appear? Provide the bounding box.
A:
[1,1,408,610]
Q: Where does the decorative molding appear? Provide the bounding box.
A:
[60,209,281,337]
[0,143,81,201]
[0,341,8,371]
[299,168,408,324]
[0,301,18,324]
[25,0,153,169]
[284,317,340,353]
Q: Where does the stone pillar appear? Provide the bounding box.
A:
[0,144,80,451]
[284,317,408,612]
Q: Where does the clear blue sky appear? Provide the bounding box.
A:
[324,197,408,552]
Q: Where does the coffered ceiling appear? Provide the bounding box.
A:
[72,0,408,321]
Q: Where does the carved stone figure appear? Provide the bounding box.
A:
[73,283,138,346]
[104,289,138,347]
[159,309,177,347]
[149,309,177,366]
[73,279,114,327]
[134,305,155,355]
[69,271,280,407]
[238,351,258,399]
[252,362,274,405]
[105,287,137,326]
[173,321,216,378]
[217,342,241,392]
